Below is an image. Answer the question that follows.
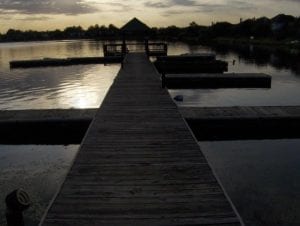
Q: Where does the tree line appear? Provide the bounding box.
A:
[0,14,299,43]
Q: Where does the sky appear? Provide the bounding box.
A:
[0,0,299,32]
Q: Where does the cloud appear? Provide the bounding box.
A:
[144,2,169,8]
[145,0,197,8]
[95,2,134,12]
[171,0,198,6]
[0,0,98,15]
[145,0,257,16]
[17,16,52,21]
[268,0,300,2]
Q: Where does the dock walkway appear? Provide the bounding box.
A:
[42,53,241,225]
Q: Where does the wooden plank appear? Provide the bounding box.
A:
[166,73,272,89]
[41,53,242,225]
[180,106,300,140]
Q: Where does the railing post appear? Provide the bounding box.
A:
[103,45,107,57]
[122,38,127,56]
[161,73,166,88]
[145,39,149,57]
[164,44,168,56]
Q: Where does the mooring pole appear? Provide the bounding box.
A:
[6,189,30,226]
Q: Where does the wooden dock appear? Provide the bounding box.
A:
[41,53,242,225]
[2,105,300,144]
[180,106,300,140]
[103,43,167,57]
[154,57,228,74]
[165,73,272,89]
[0,109,95,144]
[10,56,123,68]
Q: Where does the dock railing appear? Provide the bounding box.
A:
[103,42,167,57]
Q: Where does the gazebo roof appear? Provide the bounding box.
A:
[121,18,150,32]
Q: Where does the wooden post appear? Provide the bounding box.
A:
[103,44,107,57]
[145,38,149,57]
[161,73,166,88]
[122,35,126,56]
[164,43,168,56]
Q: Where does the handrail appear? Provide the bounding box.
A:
[103,42,168,56]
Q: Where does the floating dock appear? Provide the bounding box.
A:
[0,109,95,144]
[154,55,228,74]
[165,73,272,89]
[2,105,300,144]
[41,53,242,225]
[10,56,123,68]
[157,54,216,62]
[181,106,300,140]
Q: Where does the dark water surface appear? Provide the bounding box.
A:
[0,40,299,225]
[201,140,300,226]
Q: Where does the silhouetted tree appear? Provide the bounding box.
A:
[0,14,299,44]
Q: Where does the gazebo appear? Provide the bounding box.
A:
[103,18,167,57]
[120,17,150,37]
[120,18,151,55]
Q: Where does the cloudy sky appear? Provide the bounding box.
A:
[0,0,299,32]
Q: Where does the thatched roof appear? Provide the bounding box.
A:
[121,18,150,33]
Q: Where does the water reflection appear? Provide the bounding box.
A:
[0,40,107,68]
[0,40,119,110]
[167,42,300,107]
[208,43,300,74]
[200,140,300,226]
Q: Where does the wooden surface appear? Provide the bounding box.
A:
[155,61,228,74]
[0,109,95,145]
[156,54,216,63]
[180,106,300,120]
[0,109,96,121]
[41,53,241,225]
[1,106,300,144]
[10,57,123,68]
[180,106,300,140]
[103,43,167,57]
[166,73,271,89]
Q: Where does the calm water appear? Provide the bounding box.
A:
[0,40,299,225]
[0,40,119,109]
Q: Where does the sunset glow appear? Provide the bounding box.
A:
[0,0,299,32]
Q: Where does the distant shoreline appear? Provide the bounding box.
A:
[203,37,300,49]
[2,38,299,53]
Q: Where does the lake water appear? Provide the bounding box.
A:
[0,40,299,225]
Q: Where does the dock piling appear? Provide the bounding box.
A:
[6,189,30,226]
